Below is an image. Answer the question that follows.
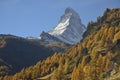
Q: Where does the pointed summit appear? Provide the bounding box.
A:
[48,7,86,44]
[59,7,80,23]
[65,7,76,14]
[64,7,79,18]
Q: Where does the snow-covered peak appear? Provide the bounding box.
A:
[48,7,86,44]
[49,18,70,36]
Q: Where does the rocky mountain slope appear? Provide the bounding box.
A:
[41,7,86,44]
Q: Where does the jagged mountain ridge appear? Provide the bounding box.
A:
[40,31,62,43]
[41,7,86,44]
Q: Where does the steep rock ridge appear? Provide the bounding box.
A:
[48,7,86,44]
[40,31,62,42]
[41,7,86,44]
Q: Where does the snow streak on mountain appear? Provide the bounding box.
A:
[41,7,86,44]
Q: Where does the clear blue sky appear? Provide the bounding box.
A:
[0,0,120,37]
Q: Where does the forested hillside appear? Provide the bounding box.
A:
[1,8,120,80]
[0,35,68,77]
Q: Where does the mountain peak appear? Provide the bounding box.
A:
[65,7,76,14]
[48,7,86,44]
[64,7,80,21]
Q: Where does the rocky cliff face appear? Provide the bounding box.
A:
[41,7,86,44]
[40,31,62,42]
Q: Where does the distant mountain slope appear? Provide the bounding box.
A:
[0,34,69,76]
[40,31,62,43]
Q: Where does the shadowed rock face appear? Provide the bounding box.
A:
[116,39,120,45]
[40,31,62,42]
[0,34,68,75]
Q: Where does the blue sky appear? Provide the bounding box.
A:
[0,0,120,37]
